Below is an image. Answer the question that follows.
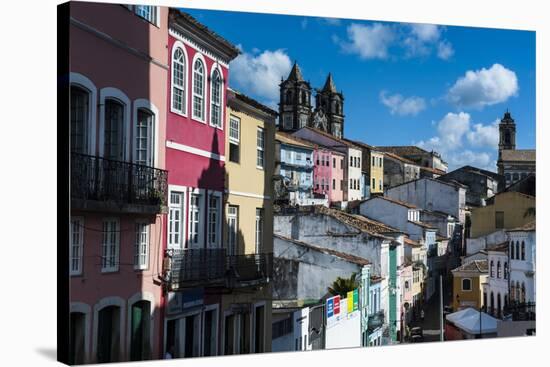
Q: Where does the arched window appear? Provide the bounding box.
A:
[505,173,511,182]
[462,278,472,291]
[515,241,520,260]
[516,281,521,301]
[497,261,501,278]
[302,90,307,105]
[104,99,124,160]
[497,294,502,318]
[510,283,515,301]
[521,241,525,260]
[192,58,205,121]
[405,281,409,290]
[135,108,154,166]
[504,262,508,279]
[490,292,494,314]
[171,46,186,114]
[490,260,494,277]
[71,86,89,154]
[286,90,293,104]
[521,283,526,303]
[510,241,515,259]
[504,131,511,144]
[210,68,222,128]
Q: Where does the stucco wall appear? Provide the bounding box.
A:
[470,192,536,238]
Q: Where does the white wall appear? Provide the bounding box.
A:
[325,299,361,349]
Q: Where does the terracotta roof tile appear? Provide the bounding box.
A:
[500,149,536,162]
[452,259,488,273]
[315,206,402,237]
[274,234,370,266]
[276,132,315,149]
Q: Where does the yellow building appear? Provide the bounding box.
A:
[346,139,385,195]
[470,191,536,238]
[451,260,488,311]
[219,89,276,355]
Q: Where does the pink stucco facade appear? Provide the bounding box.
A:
[69,3,169,363]
[313,148,345,204]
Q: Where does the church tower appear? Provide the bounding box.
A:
[315,73,345,138]
[498,110,516,151]
[278,62,312,132]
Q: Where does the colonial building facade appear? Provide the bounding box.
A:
[69,3,169,364]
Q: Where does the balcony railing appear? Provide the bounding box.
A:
[164,249,272,291]
[71,152,168,213]
[368,310,385,331]
[503,301,536,321]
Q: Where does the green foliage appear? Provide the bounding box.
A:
[327,273,358,298]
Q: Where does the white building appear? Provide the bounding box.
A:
[484,242,509,318]
[385,177,467,224]
[507,221,536,304]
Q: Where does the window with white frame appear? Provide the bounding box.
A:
[135,108,154,166]
[134,222,149,270]
[168,191,184,249]
[229,116,240,163]
[172,47,186,114]
[208,194,220,248]
[256,128,265,168]
[189,192,201,246]
[101,218,119,272]
[71,86,89,154]
[192,58,206,121]
[70,217,83,275]
[255,209,263,254]
[104,99,124,160]
[210,69,223,128]
[227,206,238,255]
[133,5,158,25]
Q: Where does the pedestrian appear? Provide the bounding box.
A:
[164,346,174,359]
[420,309,425,322]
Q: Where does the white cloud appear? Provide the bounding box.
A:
[446,150,495,171]
[380,91,426,116]
[437,40,454,60]
[466,119,500,148]
[447,64,519,108]
[410,24,441,42]
[322,17,341,26]
[338,22,454,61]
[435,112,471,149]
[229,47,292,105]
[339,23,396,60]
[415,111,500,171]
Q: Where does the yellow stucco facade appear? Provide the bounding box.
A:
[452,271,488,311]
[470,191,536,238]
[370,151,385,194]
[219,90,276,354]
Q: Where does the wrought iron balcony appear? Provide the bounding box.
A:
[368,310,385,331]
[71,152,168,214]
[503,301,536,321]
[164,249,273,291]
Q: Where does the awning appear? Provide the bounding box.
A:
[445,307,498,334]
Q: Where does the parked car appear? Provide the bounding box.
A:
[410,334,424,343]
[410,326,423,337]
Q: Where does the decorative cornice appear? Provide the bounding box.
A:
[169,28,230,68]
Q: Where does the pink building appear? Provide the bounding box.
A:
[313,147,345,204]
[69,3,169,364]
[162,9,239,359]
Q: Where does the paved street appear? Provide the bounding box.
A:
[407,277,453,343]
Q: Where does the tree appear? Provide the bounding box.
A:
[328,273,358,298]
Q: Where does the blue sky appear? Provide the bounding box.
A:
[184,8,536,171]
